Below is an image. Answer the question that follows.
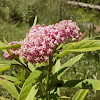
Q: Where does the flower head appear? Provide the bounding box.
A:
[3,41,21,59]
[20,20,82,64]
[54,20,82,41]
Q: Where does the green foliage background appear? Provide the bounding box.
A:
[0,0,100,42]
[0,0,100,99]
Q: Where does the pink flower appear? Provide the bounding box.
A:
[3,41,21,59]
[54,20,82,41]
[20,20,82,64]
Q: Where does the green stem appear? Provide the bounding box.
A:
[40,82,46,91]
[46,56,53,100]
[46,68,50,100]
[7,49,31,73]
[17,59,31,73]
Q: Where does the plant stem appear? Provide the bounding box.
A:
[46,56,53,100]
[46,70,50,100]
[40,82,46,91]
[18,60,31,73]
[7,49,31,73]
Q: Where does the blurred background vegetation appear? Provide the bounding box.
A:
[0,0,100,99]
[0,0,100,42]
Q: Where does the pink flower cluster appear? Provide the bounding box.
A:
[20,20,82,64]
[55,20,82,41]
[3,41,21,59]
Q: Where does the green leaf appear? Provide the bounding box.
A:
[0,78,19,99]
[0,60,22,72]
[57,53,84,79]
[0,60,15,64]
[33,15,37,26]
[85,36,100,40]
[18,70,42,100]
[0,41,6,52]
[54,79,100,90]
[0,75,19,82]
[20,68,25,82]
[28,63,35,72]
[52,59,61,75]
[62,40,100,52]
[25,84,38,100]
[0,74,21,85]
[19,56,26,65]
[11,69,26,83]
[60,96,70,99]
[50,93,61,100]
[0,43,21,50]
[56,51,69,58]
[35,62,47,68]
[53,80,83,88]
[12,71,21,80]
[3,37,8,44]
[0,64,10,72]
[0,41,6,48]
[50,79,100,90]
[75,79,100,90]
[72,89,89,100]
[57,43,64,50]
[61,53,84,69]
[0,96,10,100]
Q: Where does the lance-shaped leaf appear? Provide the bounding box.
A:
[61,40,100,52]
[50,79,100,91]
[49,93,61,100]
[0,63,11,72]
[52,59,61,75]
[75,79,100,90]
[72,89,89,100]
[57,53,84,79]
[0,41,6,52]
[0,75,19,82]
[57,43,64,50]
[0,41,6,47]
[0,60,25,72]
[56,51,69,59]
[20,68,26,82]
[25,84,38,100]
[62,79,100,90]
[33,15,37,26]
[0,60,16,64]
[60,96,70,99]
[0,43,21,50]
[3,37,8,44]
[0,60,14,71]
[0,78,19,99]
[18,70,42,100]
[49,79,83,89]
[28,63,35,72]
[85,36,100,40]
[0,96,10,100]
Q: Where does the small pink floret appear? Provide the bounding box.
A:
[3,41,21,59]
